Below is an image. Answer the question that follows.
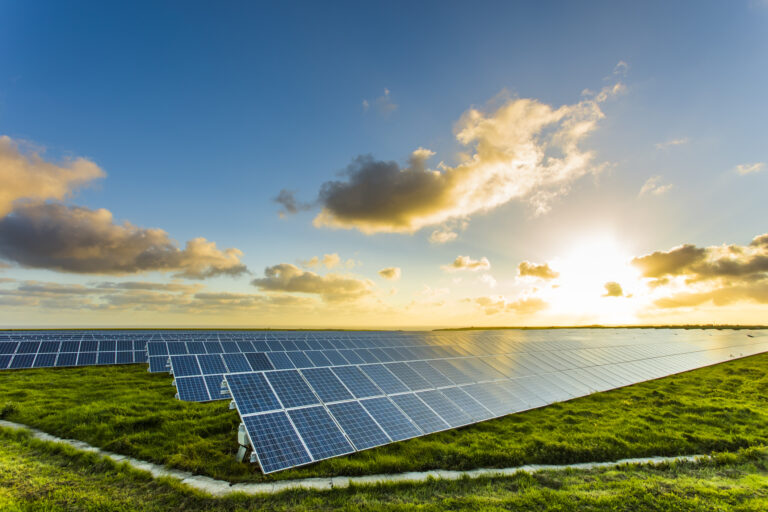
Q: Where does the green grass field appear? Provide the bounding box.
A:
[1,352,767,483]
[1,426,766,511]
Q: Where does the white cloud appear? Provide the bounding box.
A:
[733,162,765,175]
[639,175,673,196]
[655,137,690,150]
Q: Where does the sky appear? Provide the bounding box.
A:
[0,0,767,328]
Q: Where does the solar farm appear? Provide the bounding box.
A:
[2,328,767,475]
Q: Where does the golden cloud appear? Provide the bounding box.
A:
[0,135,105,217]
[602,281,624,297]
[517,260,559,280]
[442,255,491,272]
[378,267,401,281]
[251,263,373,302]
[310,83,617,234]
[633,232,768,309]
[473,295,548,315]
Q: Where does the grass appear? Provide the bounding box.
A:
[0,426,766,511]
[1,352,767,482]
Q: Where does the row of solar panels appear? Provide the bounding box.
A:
[164,333,765,402]
[225,340,768,473]
[163,339,698,402]
[144,332,687,377]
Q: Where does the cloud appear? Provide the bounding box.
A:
[363,88,398,116]
[655,137,689,150]
[251,263,373,302]
[429,229,458,244]
[94,281,204,293]
[0,202,248,278]
[378,267,401,281]
[613,61,629,76]
[0,135,105,217]
[275,189,313,216]
[632,244,707,280]
[733,162,765,175]
[473,295,548,315]
[442,255,491,272]
[479,274,497,288]
[311,81,618,234]
[639,175,673,196]
[302,253,343,270]
[517,261,559,280]
[633,232,768,309]
[0,279,318,313]
[603,281,624,297]
[191,292,315,309]
[653,282,768,308]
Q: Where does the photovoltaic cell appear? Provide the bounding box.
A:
[198,354,228,375]
[170,355,201,377]
[390,393,449,434]
[222,353,252,373]
[327,401,390,450]
[243,412,312,473]
[440,386,493,421]
[360,364,409,394]
[331,366,382,398]
[385,362,432,391]
[175,376,210,402]
[301,367,354,402]
[266,352,295,370]
[245,353,274,372]
[360,397,422,441]
[416,390,472,427]
[225,373,282,415]
[288,406,355,460]
[266,370,319,408]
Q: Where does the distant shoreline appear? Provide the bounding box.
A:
[0,324,765,332]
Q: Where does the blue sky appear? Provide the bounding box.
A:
[1,1,767,327]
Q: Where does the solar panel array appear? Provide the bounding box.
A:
[0,331,153,370]
[222,331,768,472]
[1,328,767,474]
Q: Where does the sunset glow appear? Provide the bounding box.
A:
[0,2,766,328]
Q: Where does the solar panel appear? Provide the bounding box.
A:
[226,372,282,414]
[360,397,422,441]
[242,412,312,473]
[390,393,450,434]
[326,401,391,450]
[331,366,382,398]
[265,370,318,408]
[300,367,354,402]
[174,376,210,402]
[287,406,355,460]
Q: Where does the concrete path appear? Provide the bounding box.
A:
[0,419,710,496]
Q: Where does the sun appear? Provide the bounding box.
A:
[542,234,643,323]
